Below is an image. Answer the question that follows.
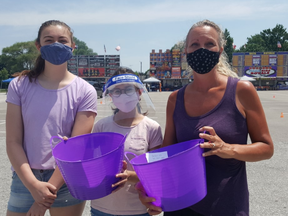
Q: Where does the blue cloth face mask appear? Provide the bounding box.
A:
[40,43,73,65]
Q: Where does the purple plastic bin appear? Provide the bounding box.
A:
[50,132,125,200]
[127,139,206,212]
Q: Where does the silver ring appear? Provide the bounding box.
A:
[212,143,216,148]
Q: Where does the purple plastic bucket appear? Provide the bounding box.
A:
[50,132,125,200]
[127,139,206,212]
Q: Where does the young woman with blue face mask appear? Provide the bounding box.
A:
[90,67,163,216]
[137,20,273,216]
[6,20,97,216]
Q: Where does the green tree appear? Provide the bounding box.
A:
[1,41,38,76]
[73,37,97,55]
[260,24,288,51]
[0,55,5,71]
[0,68,9,90]
[224,29,234,62]
[0,37,98,76]
[237,24,288,52]
[0,68,9,82]
[171,40,185,52]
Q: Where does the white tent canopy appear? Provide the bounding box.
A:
[240,75,256,81]
[143,77,161,83]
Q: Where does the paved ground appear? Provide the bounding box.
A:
[0,90,287,215]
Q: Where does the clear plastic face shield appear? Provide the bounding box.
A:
[99,74,156,121]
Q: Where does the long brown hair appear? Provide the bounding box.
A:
[16,20,74,82]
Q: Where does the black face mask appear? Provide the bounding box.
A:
[186,48,220,74]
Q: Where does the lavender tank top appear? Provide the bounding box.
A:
[173,77,249,216]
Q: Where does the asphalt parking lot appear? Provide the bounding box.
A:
[0,90,287,215]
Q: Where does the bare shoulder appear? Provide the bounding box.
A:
[236,80,260,109]
[236,80,258,98]
[143,116,161,127]
[236,80,256,93]
[167,90,178,105]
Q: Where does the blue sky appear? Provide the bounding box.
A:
[0,0,288,72]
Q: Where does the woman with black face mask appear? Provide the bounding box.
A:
[6,20,97,216]
[137,19,274,216]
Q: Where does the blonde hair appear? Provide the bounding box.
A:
[186,19,238,78]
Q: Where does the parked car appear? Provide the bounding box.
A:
[277,81,288,90]
[93,83,103,98]
[86,81,103,98]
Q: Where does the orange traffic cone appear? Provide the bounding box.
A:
[280,112,284,118]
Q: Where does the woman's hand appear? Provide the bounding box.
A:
[29,180,57,208]
[135,182,162,215]
[199,126,235,159]
[112,160,128,193]
[26,202,47,216]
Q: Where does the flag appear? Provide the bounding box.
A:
[277,41,281,48]
[104,45,106,53]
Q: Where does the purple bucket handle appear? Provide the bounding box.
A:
[124,152,137,162]
[50,136,64,150]
[121,133,128,146]
[197,130,206,144]
[125,135,204,162]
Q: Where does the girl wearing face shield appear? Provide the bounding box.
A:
[90,67,163,216]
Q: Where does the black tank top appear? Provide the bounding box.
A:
[173,76,249,216]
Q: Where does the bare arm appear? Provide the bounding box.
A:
[6,103,35,189]
[6,103,57,207]
[132,91,176,183]
[162,91,178,147]
[233,80,273,160]
[126,147,163,183]
[134,92,178,214]
[124,142,159,183]
[48,111,96,189]
[200,81,274,162]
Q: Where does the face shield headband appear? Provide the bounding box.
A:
[101,74,156,116]
[103,74,144,95]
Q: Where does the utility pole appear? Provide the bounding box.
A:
[140,61,142,73]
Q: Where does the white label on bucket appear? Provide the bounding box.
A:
[146,152,168,163]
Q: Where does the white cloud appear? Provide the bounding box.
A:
[0,0,287,26]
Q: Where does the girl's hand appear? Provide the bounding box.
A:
[135,182,162,215]
[112,161,128,193]
[29,180,57,208]
[26,202,47,216]
[199,126,235,159]
[62,136,68,140]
